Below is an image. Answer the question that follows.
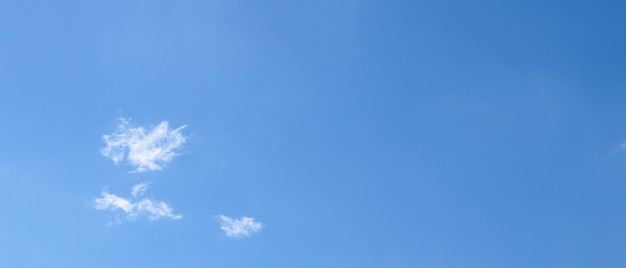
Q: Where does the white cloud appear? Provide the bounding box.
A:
[217,215,263,238]
[131,182,149,197]
[94,183,182,222]
[101,118,187,172]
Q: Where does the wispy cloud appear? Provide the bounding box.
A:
[94,183,182,222]
[217,215,263,238]
[101,118,187,172]
[131,182,149,197]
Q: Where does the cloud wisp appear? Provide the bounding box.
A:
[94,183,182,223]
[217,215,263,238]
[101,118,187,172]
[131,182,149,197]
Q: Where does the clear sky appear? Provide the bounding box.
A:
[1,0,626,267]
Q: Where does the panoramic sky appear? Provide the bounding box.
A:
[1,0,626,267]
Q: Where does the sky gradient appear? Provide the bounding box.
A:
[1,0,626,267]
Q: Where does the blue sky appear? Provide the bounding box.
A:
[1,0,626,267]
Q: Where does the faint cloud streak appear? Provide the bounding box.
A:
[131,182,149,197]
[217,215,263,238]
[94,183,182,222]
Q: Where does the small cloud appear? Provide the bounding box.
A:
[131,182,149,197]
[94,183,182,222]
[101,118,187,172]
[217,215,263,238]
[94,191,134,213]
